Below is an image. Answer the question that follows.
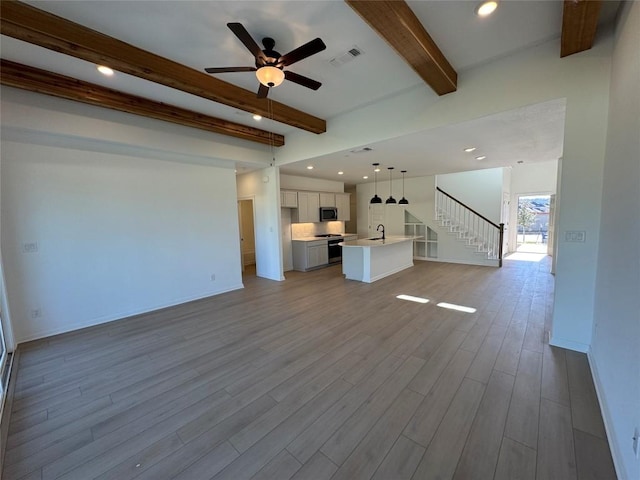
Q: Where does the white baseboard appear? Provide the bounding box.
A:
[587,350,625,480]
[368,262,414,283]
[427,256,500,268]
[16,283,245,344]
[549,336,589,353]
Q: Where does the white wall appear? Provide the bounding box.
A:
[281,208,293,272]
[591,3,640,479]
[1,141,243,343]
[357,174,498,267]
[511,160,558,194]
[2,88,270,169]
[0,156,16,351]
[279,174,344,193]
[356,175,436,238]
[278,37,614,354]
[236,168,284,281]
[550,58,611,352]
[436,168,505,223]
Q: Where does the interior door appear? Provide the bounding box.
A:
[237,200,244,273]
[238,199,256,269]
[0,309,7,415]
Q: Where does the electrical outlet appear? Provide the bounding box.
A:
[210,274,216,282]
[31,308,42,318]
[633,427,639,459]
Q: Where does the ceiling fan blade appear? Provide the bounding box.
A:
[284,70,322,90]
[204,66,256,74]
[257,83,269,98]
[227,22,266,61]
[278,38,326,67]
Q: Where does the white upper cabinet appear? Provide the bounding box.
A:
[319,192,336,207]
[292,192,320,223]
[335,193,350,221]
[281,191,298,208]
[286,190,349,223]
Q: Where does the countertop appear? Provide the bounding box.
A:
[340,235,414,247]
[292,233,357,242]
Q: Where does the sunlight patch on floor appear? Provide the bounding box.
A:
[436,302,476,313]
[506,252,547,262]
[516,242,548,254]
[396,294,429,304]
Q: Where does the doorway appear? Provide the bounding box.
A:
[516,194,551,253]
[237,199,256,276]
[0,261,12,418]
[502,192,510,254]
[0,311,6,414]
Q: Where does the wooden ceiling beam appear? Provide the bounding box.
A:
[561,0,603,57]
[0,60,285,147]
[345,0,457,95]
[0,1,325,134]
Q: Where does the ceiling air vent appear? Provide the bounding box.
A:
[329,46,364,67]
[350,147,373,154]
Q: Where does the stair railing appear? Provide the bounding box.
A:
[436,187,505,267]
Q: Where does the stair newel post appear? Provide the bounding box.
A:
[498,223,505,267]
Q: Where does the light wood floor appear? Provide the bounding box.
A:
[2,256,616,480]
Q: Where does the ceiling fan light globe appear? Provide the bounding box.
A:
[256,66,284,88]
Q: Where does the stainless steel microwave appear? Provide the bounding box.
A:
[320,207,338,221]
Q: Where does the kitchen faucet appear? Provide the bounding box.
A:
[376,224,385,240]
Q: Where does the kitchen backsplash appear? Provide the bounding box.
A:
[291,221,344,238]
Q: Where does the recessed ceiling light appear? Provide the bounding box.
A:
[475,155,487,160]
[307,165,314,170]
[517,160,524,164]
[252,114,262,121]
[464,147,477,153]
[476,1,498,17]
[363,175,369,179]
[374,167,381,172]
[350,147,373,154]
[97,65,114,76]
[338,171,344,175]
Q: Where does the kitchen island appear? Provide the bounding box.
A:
[340,236,414,283]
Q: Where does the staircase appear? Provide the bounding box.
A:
[435,187,504,266]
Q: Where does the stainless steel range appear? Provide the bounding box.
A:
[315,234,343,264]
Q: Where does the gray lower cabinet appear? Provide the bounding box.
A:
[292,240,328,271]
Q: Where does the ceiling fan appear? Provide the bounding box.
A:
[204,22,326,99]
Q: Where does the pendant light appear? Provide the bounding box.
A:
[386,167,397,204]
[399,170,409,204]
[370,163,382,204]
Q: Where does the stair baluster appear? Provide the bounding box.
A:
[435,187,504,267]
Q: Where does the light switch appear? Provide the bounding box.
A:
[23,242,38,253]
[564,231,586,242]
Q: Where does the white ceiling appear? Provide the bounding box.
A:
[284,98,567,183]
[1,1,621,184]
